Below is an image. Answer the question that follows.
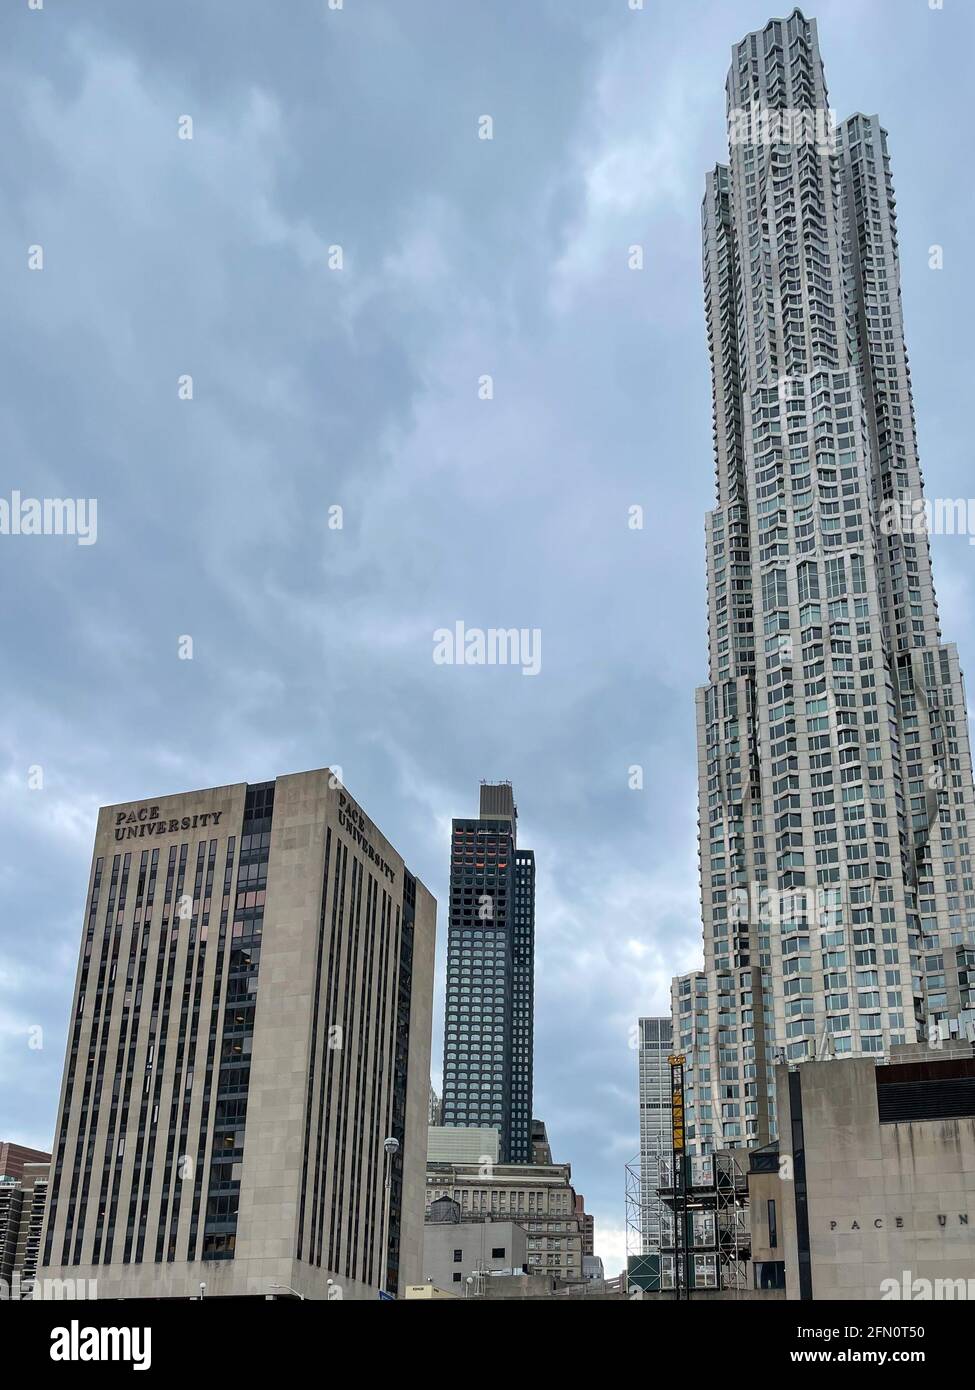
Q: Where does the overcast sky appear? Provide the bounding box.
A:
[2,0,974,1276]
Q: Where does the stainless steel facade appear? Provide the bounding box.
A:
[696,9,975,1147]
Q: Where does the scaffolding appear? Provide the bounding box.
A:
[626,1056,750,1296]
[656,1150,750,1294]
[624,1156,646,1257]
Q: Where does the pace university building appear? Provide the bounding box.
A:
[38,769,436,1300]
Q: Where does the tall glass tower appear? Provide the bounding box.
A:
[441,783,535,1163]
[696,9,975,1148]
[637,1016,672,1254]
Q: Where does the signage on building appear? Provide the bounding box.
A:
[337,792,396,883]
[113,805,224,842]
[828,1213,972,1232]
[669,1053,686,1154]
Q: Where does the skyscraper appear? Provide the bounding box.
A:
[696,9,975,1147]
[38,770,436,1300]
[441,783,535,1163]
[636,1017,671,1254]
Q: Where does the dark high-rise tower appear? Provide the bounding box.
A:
[441,783,535,1163]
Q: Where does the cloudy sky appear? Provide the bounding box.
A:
[2,0,974,1275]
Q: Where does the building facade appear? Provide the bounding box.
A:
[696,8,975,1146]
[422,1201,528,1293]
[637,1016,672,1252]
[441,782,535,1163]
[426,1160,583,1281]
[0,1156,50,1298]
[426,1126,499,1165]
[670,966,771,1156]
[670,971,709,1151]
[751,1043,975,1299]
[429,1086,442,1127]
[574,1192,594,1256]
[0,1142,50,1183]
[530,1118,552,1164]
[38,770,436,1300]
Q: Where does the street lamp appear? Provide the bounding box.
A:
[268,1284,305,1301]
[381,1136,400,1298]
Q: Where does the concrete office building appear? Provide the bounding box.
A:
[441,782,535,1163]
[38,770,436,1300]
[0,1155,50,1298]
[695,9,975,1146]
[764,1042,975,1300]
[423,1199,528,1293]
[636,1044,975,1299]
[426,1160,583,1281]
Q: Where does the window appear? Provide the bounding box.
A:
[453,1249,462,1262]
[452,1273,462,1283]
[767,1198,777,1249]
[754,1260,786,1290]
[693,1253,718,1289]
[491,1247,505,1259]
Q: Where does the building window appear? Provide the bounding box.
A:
[767,1198,777,1249]
[491,1247,505,1259]
[754,1260,786,1291]
[453,1249,462,1262]
[693,1253,718,1289]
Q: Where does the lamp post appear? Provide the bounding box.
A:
[268,1283,305,1301]
[381,1136,400,1297]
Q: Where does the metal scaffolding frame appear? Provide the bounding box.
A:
[624,1156,647,1257]
[714,1151,748,1293]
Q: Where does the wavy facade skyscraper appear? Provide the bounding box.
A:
[691,9,975,1151]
